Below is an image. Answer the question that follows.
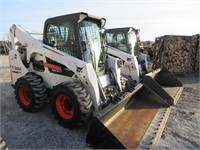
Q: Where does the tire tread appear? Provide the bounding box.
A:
[14,73,47,112]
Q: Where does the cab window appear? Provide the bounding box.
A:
[45,22,80,58]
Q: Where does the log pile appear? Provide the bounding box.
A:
[0,41,10,55]
[153,35,192,75]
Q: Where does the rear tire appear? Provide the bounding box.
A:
[14,73,47,112]
[51,81,92,128]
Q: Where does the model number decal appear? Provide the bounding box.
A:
[12,66,21,71]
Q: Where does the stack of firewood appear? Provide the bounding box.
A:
[153,35,191,75]
[164,37,191,75]
[0,41,9,55]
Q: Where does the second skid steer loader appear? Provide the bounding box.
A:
[9,13,183,149]
[104,27,183,105]
[105,27,150,75]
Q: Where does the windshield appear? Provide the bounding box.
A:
[78,21,104,73]
[106,31,128,53]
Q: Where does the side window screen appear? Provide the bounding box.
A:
[45,22,79,58]
[46,25,65,46]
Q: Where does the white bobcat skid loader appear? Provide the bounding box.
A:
[105,27,183,103]
[9,13,182,149]
[105,27,149,77]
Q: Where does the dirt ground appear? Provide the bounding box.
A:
[0,55,199,149]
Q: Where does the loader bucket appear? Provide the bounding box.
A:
[142,67,183,105]
[86,68,183,149]
[86,84,174,149]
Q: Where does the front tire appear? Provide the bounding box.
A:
[51,81,92,128]
[14,73,47,112]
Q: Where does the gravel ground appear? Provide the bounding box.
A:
[157,73,200,149]
[0,55,200,149]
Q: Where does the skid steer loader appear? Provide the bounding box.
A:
[9,13,183,149]
[105,27,149,77]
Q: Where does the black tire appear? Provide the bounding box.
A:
[51,81,92,128]
[14,73,47,112]
[0,137,8,150]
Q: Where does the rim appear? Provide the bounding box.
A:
[56,94,74,119]
[19,85,31,106]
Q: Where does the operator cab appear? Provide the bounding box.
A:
[105,27,140,56]
[43,12,106,73]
